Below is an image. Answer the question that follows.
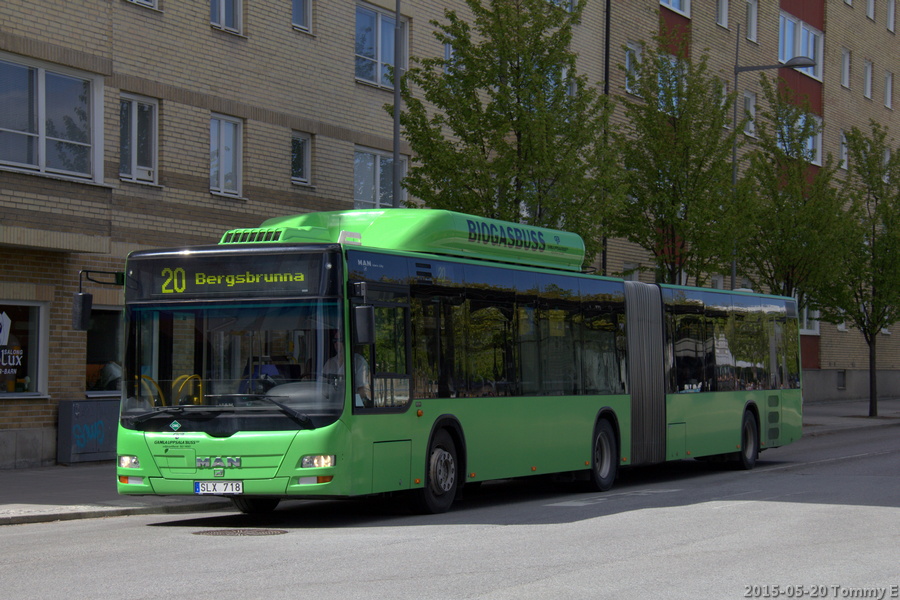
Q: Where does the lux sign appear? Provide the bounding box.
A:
[0,350,23,366]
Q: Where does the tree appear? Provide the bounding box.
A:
[811,121,900,417]
[393,0,620,261]
[735,76,844,307]
[609,29,737,285]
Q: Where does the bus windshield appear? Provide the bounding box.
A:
[121,299,346,432]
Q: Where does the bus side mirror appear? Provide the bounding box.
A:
[73,292,93,331]
[354,305,375,345]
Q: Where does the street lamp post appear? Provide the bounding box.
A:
[730,23,816,289]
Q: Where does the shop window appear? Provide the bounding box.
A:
[85,308,123,395]
[0,303,45,395]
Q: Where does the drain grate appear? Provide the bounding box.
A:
[193,529,288,537]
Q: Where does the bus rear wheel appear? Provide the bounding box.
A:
[589,419,617,492]
[231,497,280,514]
[737,411,759,470]
[413,429,458,514]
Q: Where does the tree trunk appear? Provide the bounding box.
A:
[868,335,879,418]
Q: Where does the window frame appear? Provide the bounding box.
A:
[292,0,311,32]
[354,3,407,89]
[625,41,642,95]
[889,0,896,31]
[119,94,158,185]
[742,91,757,137]
[868,0,876,20]
[864,59,874,99]
[886,71,894,108]
[842,48,852,88]
[660,0,690,18]
[778,12,823,80]
[210,0,242,34]
[717,0,729,27]
[0,53,105,183]
[209,113,243,198]
[126,0,159,9]
[353,147,406,209]
[745,0,758,41]
[291,131,312,185]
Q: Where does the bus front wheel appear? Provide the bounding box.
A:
[414,429,458,514]
[231,496,280,514]
[737,411,759,470]
[589,419,618,492]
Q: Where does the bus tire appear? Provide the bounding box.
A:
[589,419,618,492]
[737,411,759,470]
[414,429,458,514]
[231,497,280,514]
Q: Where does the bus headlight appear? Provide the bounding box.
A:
[301,455,335,468]
[118,455,141,469]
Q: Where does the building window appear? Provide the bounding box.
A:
[0,303,46,396]
[85,308,123,395]
[292,0,310,31]
[354,148,405,209]
[778,114,822,165]
[0,55,103,182]
[868,0,876,19]
[660,0,690,17]
[210,114,242,197]
[842,48,852,87]
[806,116,823,165]
[211,0,241,34]
[840,131,849,169]
[127,0,158,8]
[800,304,819,336]
[625,42,642,94]
[622,263,641,281]
[291,132,311,184]
[886,71,894,108]
[355,4,406,89]
[864,60,874,98]
[889,0,896,31]
[779,12,823,79]
[717,0,729,27]
[658,54,684,114]
[119,95,157,184]
[745,0,758,41]
[743,91,757,136]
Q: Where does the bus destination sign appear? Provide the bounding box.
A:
[126,252,323,301]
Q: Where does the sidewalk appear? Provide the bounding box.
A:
[2,398,898,526]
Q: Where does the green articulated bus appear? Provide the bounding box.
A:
[115,209,802,514]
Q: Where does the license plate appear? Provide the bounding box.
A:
[194,481,243,495]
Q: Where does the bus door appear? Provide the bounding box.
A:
[350,284,414,493]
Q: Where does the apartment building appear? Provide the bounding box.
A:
[0,0,897,468]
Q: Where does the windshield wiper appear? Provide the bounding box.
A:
[128,405,225,425]
[258,395,315,429]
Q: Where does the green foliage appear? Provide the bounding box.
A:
[736,76,844,308]
[812,121,900,339]
[609,30,738,285]
[393,0,620,262]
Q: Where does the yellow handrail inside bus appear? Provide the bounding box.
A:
[174,374,204,405]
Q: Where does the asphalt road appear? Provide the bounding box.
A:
[2,425,898,600]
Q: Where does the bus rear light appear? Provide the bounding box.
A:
[118,476,144,485]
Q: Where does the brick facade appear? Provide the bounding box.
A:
[1,0,897,468]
